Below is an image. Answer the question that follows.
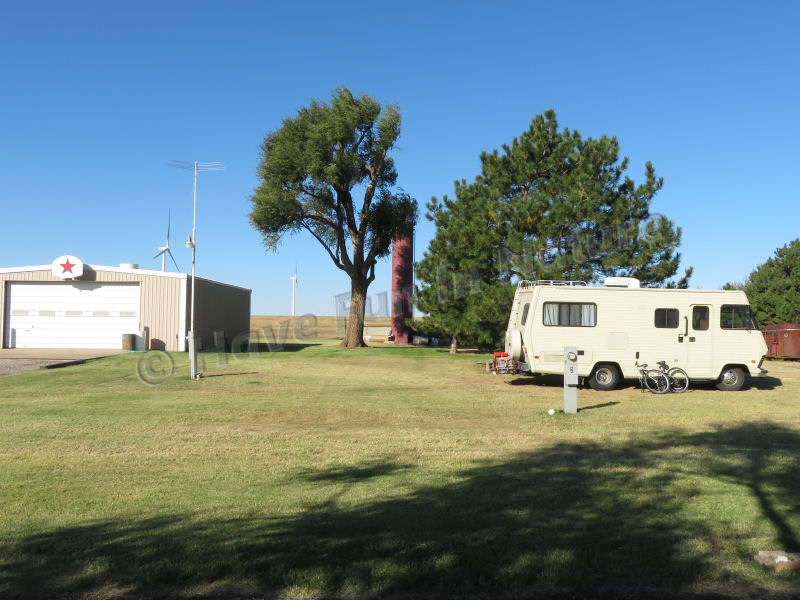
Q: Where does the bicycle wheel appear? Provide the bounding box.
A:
[667,367,689,393]
[644,369,669,394]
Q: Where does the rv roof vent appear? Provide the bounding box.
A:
[120,263,139,269]
[603,277,640,288]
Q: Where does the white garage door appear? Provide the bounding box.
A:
[5,283,141,349]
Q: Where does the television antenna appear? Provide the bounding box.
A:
[152,209,180,272]
[290,267,298,316]
[168,160,225,379]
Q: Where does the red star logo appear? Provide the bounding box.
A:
[61,259,75,274]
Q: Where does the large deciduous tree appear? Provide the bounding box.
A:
[725,239,800,326]
[416,110,691,352]
[250,88,417,347]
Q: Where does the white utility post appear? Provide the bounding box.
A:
[563,346,579,414]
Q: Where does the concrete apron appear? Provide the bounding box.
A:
[0,349,126,360]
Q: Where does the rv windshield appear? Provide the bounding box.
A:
[720,305,759,330]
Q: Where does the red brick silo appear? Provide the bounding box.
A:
[391,233,413,344]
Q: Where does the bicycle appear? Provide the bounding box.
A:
[635,361,669,394]
[656,360,690,393]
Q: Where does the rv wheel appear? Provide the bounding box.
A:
[716,367,745,391]
[588,364,620,391]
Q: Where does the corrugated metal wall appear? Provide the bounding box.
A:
[2,266,251,351]
[140,274,184,351]
[187,277,251,350]
[0,267,184,351]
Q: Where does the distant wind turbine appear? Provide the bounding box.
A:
[153,210,180,272]
[290,267,298,316]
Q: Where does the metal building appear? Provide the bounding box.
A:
[762,323,800,359]
[0,255,250,351]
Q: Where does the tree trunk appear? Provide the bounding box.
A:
[341,278,368,348]
[449,335,458,354]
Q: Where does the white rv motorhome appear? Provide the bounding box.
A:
[505,278,768,391]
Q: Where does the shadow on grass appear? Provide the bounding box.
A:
[508,375,784,393]
[578,401,620,412]
[688,375,784,392]
[200,371,259,378]
[744,375,783,390]
[239,342,323,353]
[297,460,414,483]
[686,424,800,553]
[2,424,798,599]
[506,374,559,386]
[506,374,607,389]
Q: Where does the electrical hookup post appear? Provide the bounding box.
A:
[188,331,201,380]
[563,346,578,414]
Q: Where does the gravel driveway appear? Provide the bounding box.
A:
[0,359,74,376]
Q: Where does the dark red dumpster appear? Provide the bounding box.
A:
[762,323,800,359]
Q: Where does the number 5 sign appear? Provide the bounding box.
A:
[564,346,579,414]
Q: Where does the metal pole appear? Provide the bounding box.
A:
[189,161,198,379]
[291,275,296,316]
[168,158,223,381]
[191,160,197,335]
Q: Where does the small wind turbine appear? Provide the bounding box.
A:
[290,267,298,316]
[153,210,180,272]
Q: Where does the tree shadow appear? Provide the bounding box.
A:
[297,460,413,484]
[683,423,800,553]
[2,424,799,599]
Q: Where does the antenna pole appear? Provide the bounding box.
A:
[191,161,197,338]
[188,161,199,379]
[168,158,224,380]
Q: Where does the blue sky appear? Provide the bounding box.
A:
[1,0,798,316]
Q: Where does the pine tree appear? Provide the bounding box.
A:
[416,110,691,351]
[414,181,513,352]
[734,239,800,326]
[485,110,688,284]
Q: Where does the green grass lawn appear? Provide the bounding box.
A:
[250,315,395,339]
[1,334,799,599]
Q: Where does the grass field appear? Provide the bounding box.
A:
[1,321,799,599]
[250,315,394,340]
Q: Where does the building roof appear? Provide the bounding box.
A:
[0,264,251,293]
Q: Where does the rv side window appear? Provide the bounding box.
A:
[520,303,530,325]
[692,306,709,331]
[654,308,679,328]
[720,305,758,330]
[543,302,596,327]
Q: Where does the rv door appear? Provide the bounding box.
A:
[684,305,713,377]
